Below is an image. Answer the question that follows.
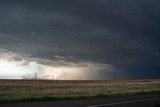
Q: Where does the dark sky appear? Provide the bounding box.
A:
[0,0,160,79]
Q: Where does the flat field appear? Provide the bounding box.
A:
[0,79,160,102]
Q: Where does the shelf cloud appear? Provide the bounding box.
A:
[0,0,160,79]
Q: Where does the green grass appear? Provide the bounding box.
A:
[0,79,160,103]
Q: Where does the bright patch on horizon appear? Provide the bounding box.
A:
[0,59,19,73]
[0,59,31,78]
[0,50,116,80]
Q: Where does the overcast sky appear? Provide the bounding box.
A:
[0,0,160,79]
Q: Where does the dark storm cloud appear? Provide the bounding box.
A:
[0,0,160,78]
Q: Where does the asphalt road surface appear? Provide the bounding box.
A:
[0,93,160,107]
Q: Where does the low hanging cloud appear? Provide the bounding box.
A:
[0,49,118,80]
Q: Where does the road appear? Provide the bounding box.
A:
[0,93,160,107]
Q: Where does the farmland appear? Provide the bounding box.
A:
[0,79,160,102]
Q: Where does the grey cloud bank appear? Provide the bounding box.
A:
[0,0,160,79]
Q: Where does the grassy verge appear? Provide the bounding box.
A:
[0,80,160,103]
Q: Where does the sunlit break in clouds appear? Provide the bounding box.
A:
[0,49,118,80]
[0,0,160,79]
